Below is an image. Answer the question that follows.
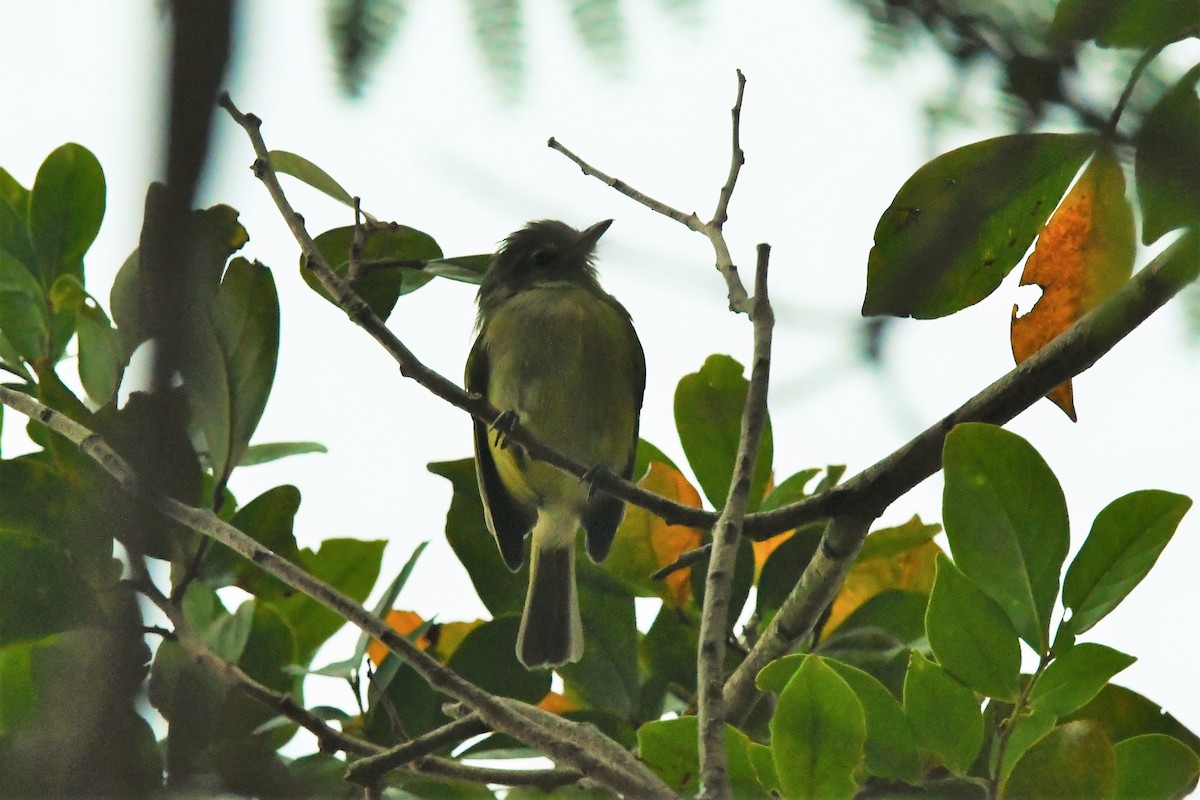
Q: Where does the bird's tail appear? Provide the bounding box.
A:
[517,508,583,669]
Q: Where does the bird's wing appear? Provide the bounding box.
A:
[467,332,535,571]
[581,303,647,563]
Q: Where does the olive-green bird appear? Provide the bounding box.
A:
[467,219,645,669]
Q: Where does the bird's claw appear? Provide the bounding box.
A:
[581,464,615,500]
[491,410,519,449]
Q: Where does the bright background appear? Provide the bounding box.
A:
[2,0,1197,750]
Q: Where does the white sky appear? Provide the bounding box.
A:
[2,0,1197,757]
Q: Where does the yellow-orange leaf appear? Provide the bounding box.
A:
[606,460,704,606]
[428,620,485,662]
[823,517,942,637]
[752,529,795,579]
[1011,146,1135,420]
[367,609,428,666]
[537,690,581,715]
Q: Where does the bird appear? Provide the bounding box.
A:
[466,219,645,669]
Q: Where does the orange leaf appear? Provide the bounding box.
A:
[1011,146,1135,420]
[606,461,703,606]
[367,609,428,666]
[537,690,581,715]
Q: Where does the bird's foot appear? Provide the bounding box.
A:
[491,410,519,449]
[581,463,616,500]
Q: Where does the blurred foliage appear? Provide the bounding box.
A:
[849,0,1181,138]
[324,0,702,98]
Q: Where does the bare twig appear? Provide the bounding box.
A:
[697,244,774,800]
[549,70,752,312]
[0,388,676,800]
[345,714,489,786]
[346,196,367,285]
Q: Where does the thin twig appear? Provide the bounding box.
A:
[1106,44,1166,136]
[346,196,367,285]
[549,70,752,312]
[711,70,747,231]
[0,386,676,800]
[345,714,489,786]
[697,243,774,800]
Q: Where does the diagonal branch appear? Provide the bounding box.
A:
[697,244,774,800]
[0,387,677,800]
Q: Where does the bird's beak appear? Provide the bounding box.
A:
[577,219,614,252]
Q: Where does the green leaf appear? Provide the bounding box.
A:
[1062,490,1191,635]
[238,440,328,467]
[997,707,1058,785]
[771,655,866,800]
[0,168,29,215]
[303,224,443,320]
[0,530,87,646]
[0,249,49,363]
[926,554,1021,701]
[638,716,771,799]
[425,253,491,285]
[0,186,36,273]
[1030,643,1136,717]
[29,143,105,288]
[641,603,698,695]
[560,563,639,719]
[429,458,525,616]
[1135,65,1200,245]
[351,540,429,665]
[76,302,125,406]
[1001,721,1115,800]
[200,484,303,595]
[755,521,825,618]
[209,258,280,482]
[747,742,779,793]
[904,650,983,774]
[634,437,679,479]
[942,423,1069,652]
[816,589,926,699]
[268,538,386,666]
[1063,683,1200,756]
[864,133,1096,319]
[448,616,551,705]
[1113,734,1200,800]
[1051,0,1200,49]
[268,150,359,210]
[110,194,248,350]
[0,637,39,735]
[674,354,773,511]
[759,468,821,512]
[760,655,921,783]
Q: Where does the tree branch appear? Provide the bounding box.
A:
[698,244,774,800]
[0,387,677,800]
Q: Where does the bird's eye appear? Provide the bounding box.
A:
[530,247,555,268]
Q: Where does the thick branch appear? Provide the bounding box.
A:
[697,244,774,800]
[0,387,676,800]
